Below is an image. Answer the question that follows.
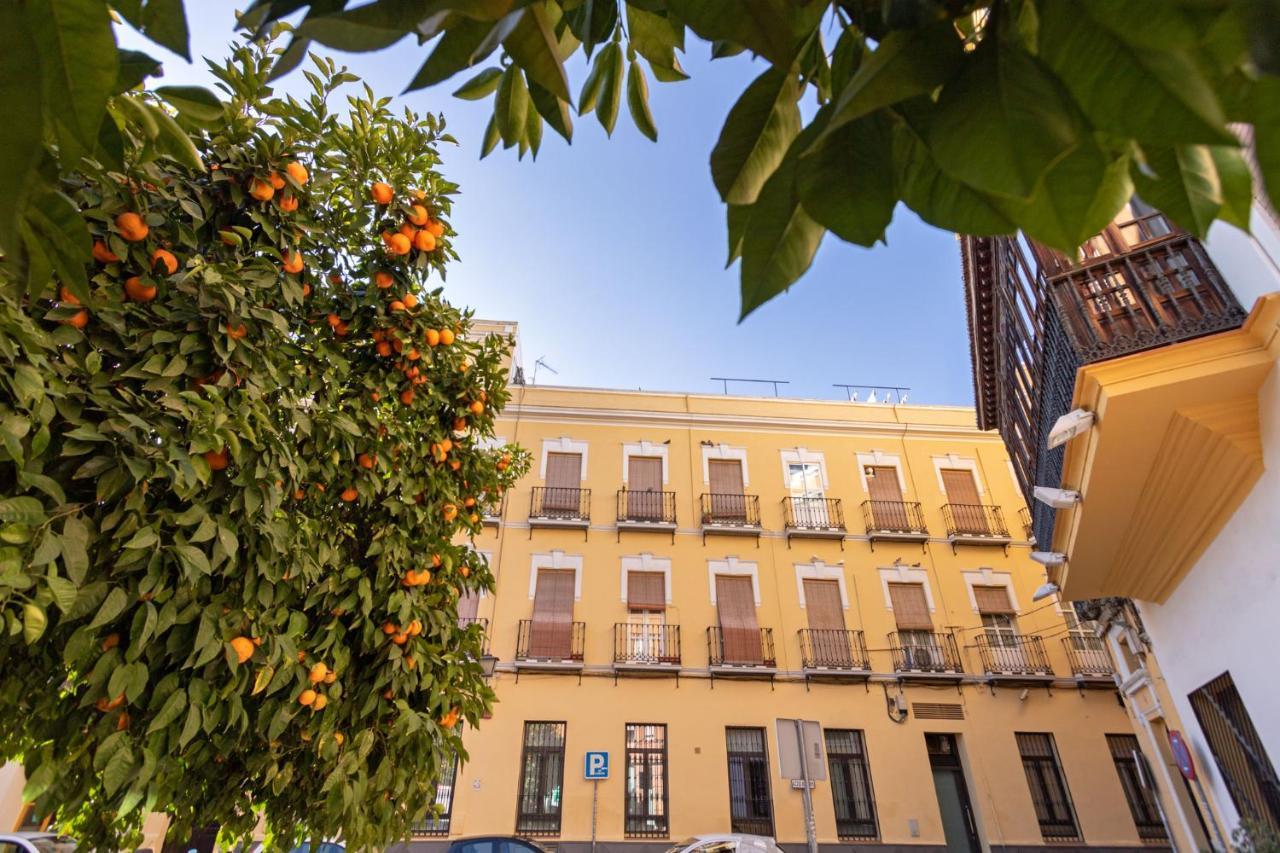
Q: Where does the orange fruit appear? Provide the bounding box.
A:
[327,313,342,328]
[299,689,317,706]
[439,328,455,346]
[293,488,306,500]
[248,179,274,202]
[413,230,436,252]
[371,182,394,205]
[376,341,392,357]
[407,204,429,226]
[335,321,349,337]
[469,400,485,415]
[92,240,120,263]
[358,453,375,469]
[375,271,394,289]
[402,292,419,309]
[426,219,445,238]
[286,161,309,185]
[333,732,345,745]
[405,655,417,670]
[399,222,418,240]
[324,671,336,684]
[400,388,415,405]
[101,633,120,651]
[431,553,442,567]
[449,459,461,471]
[269,172,286,190]
[282,250,304,274]
[386,233,411,255]
[340,487,358,502]
[59,286,81,306]
[252,637,263,646]
[311,694,328,710]
[407,619,422,636]
[422,329,439,347]
[439,707,460,729]
[443,503,458,522]
[229,636,254,663]
[115,211,149,242]
[204,448,230,470]
[389,300,406,312]
[410,189,428,201]
[116,712,131,731]
[150,249,178,275]
[308,663,329,684]
[313,483,325,493]
[440,439,453,453]
[124,276,157,302]
[406,348,420,362]
[383,622,397,635]
[464,497,476,508]
[460,565,471,578]
[370,390,381,402]
[226,323,248,339]
[392,632,408,645]
[278,193,299,212]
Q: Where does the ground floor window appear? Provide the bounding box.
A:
[625,723,669,838]
[412,753,458,836]
[516,721,567,836]
[1188,672,1280,834]
[1016,732,1080,841]
[725,727,774,836]
[825,729,878,839]
[1106,734,1168,842]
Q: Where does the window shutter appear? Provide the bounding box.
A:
[867,466,904,502]
[627,571,666,611]
[716,575,761,663]
[545,452,581,488]
[457,589,480,621]
[531,569,575,658]
[709,459,745,495]
[888,583,933,630]
[803,579,846,631]
[973,585,1015,614]
[941,468,981,504]
[628,456,663,491]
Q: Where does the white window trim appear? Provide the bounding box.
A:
[539,437,589,481]
[794,560,849,609]
[779,448,829,490]
[707,557,761,606]
[932,453,986,497]
[701,443,751,487]
[619,554,673,605]
[622,441,670,485]
[476,434,508,451]
[877,565,937,612]
[528,550,583,601]
[855,451,908,495]
[960,568,1019,613]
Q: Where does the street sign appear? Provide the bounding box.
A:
[1168,730,1197,781]
[584,750,610,780]
[776,719,827,782]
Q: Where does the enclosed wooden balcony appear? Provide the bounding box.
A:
[528,486,590,530]
[975,634,1054,683]
[861,499,928,544]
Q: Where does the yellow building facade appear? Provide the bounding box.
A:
[423,365,1164,853]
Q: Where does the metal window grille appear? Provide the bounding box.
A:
[516,722,567,836]
[1015,732,1081,841]
[1188,673,1280,833]
[725,727,774,836]
[1106,734,1168,841]
[625,724,669,838]
[412,753,459,836]
[825,729,879,839]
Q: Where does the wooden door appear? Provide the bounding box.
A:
[941,468,987,534]
[716,575,760,664]
[708,459,746,520]
[530,569,574,658]
[544,452,582,513]
[803,579,849,666]
[866,465,909,530]
[627,456,664,519]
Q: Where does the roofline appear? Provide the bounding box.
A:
[512,381,977,412]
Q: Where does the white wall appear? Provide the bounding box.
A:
[1202,201,1280,310]
[1135,369,1280,835]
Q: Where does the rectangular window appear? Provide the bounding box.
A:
[516,722,567,836]
[1016,732,1080,841]
[626,571,668,662]
[625,724,669,838]
[1106,734,1168,842]
[941,468,988,534]
[716,575,761,664]
[825,729,878,839]
[1188,672,1280,833]
[708,459,747,521]
[529,569,575,659]
[726,727,774,836]
[544,452,582,511]
[414,752,459,836]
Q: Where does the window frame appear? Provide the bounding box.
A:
[413,750,460,837]
[1105,733,1169,842]
[824,728,880,840]
[624,723,670,839]
[1015,732,1081,842]
[725,726,775,836]
[1188,672,1280,834]
[515,721,568,836]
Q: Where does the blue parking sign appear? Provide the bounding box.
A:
[584,751,609,780]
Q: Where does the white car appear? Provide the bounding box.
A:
[664,835,785,853]
[0,833,77,853]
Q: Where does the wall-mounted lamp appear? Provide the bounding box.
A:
[1047,408,1095,449]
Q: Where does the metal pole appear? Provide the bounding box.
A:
[795,720,818,853]
[591,778,599,853]
[1191,777,1227,853]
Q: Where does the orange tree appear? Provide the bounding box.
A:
[0,34,526,850]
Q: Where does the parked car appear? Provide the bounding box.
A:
[0,833,77,853]
[444,837,549,853]
[664,835,785,853]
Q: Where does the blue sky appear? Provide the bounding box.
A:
[118,9,975,408]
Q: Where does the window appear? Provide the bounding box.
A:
[865,465,909,530]
[941,468,988,534]
[1188,672,1280,833]
[825,729,878,839]
[414,752,459,836]
[529,569,575,660]
[888,582,936,666]
[708,459,747,521]
[1106,734,1168,841]
[787,462,829,527]
[543,452,583,513]
[625,724,669,838]
[716,575,762,664]
[726,727,773,835]
[625,571,669,663]
[516,722,567,835]
[1016,732,1080,841]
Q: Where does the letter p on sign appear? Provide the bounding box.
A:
[585,751,609,780]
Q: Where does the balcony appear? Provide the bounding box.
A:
[528,486,590,532]
[798,629,871,681]
[616,489,677,534]
[458,616,490,657]
[783,497,846,543]
[613,623,681,675]
[1062,636,1116,686]
[707,627,776,680]
[699,493,762,540]
[1018,506,1034,543]
[861,500,929,545]
[514,619,585,673]
[941,503,1011,547]
[481,493,504,528]
[975,634,1054,682]
[888,632,964,679]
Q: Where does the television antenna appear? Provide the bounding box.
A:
[532,357,559,385]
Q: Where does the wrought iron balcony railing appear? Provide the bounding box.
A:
[613,623,681,666]
[515,619,585,663]
[888,632,964,674]
[458,616,490,656]
[861,500,928,538]
[975,633,1054,676]
[700,493,761,528]
[616,490,677,526]
[941,503,1010,541]
[481,493,505,525]
[1062,636,1115,678]
[1018,506,1034,541]
[529,486,590,523]
[798,629,870,671]
[783,497,845,531]
[707,627,776,668]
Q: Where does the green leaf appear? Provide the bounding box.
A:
[23,603,47,643]
[115,49,161,93]
[403,15,519,94]
[28,0,118,159]
[0,2,45,256]
[927,32,1084,200]
[0,497,45,525]
[1253,78,1280,215]
[47,575,78,612]
[726,202,751,267]
[178,702,202,748]
[1038,0,1233,146]
[88,587,128,629]
[147,689,187,733]
[525,94,544,158]
[452,67,503,100]
[564,0,617,58]
[626,6,688,81]
[1133,144,1226,238]
[528,78,573,142]
[480,114,500,158]
[710,66,801,206]
[823,22,964,138]
[296,4,411,51]
[144,101,205,172]
[494,66,529,147]
[155,85,223,123]
[128,0,191,60]
[578,45,610,114]
[626,60,658,142]
[596,42,624,137]
[173,543,212,576]
[503,3,571,102]
[123,527,158,549]
[102,743,134,796]
[666,0,825,67]
[797,112,896,247]
[24,188,91,293]
[61,516,89,585]
[1207,145,1253,231]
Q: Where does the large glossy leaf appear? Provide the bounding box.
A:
[0,3,44,255]
[726,202,751,267]
[403,12,521,93]
[296,4,413,52]
[626,59,658,141]
[667,0,825,67]
[116,49,163,93]
[155,86,224,123]
[1133,144,1226,237]
[710,67,801,206]
[528,78,573,142]
[1207,145,1254,231]
[797,111,896,247]
[1038,0,1234,145]
[494,66,529,147]
[452,67,503,100]
[596,42,624,137]
[28,0,118,159]
[1253,78,1280,214]
[563,0,618,58]
[503,3,571,102]
[927,33,1084,200]
[626,6,688,82]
